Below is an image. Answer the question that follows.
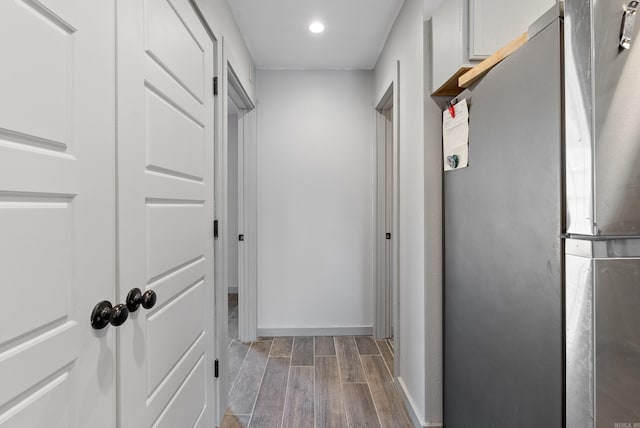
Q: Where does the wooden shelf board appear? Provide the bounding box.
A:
[432,67,473,97]
[459,32,529,88]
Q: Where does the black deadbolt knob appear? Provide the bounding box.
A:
[91,301,129,330]
[126,288,157,312]
[141,290,157,309]
[109,304,129,326]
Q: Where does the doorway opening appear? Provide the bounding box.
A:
[374,67,399,378]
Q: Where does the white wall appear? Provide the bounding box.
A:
[256,70,375,333]
[424,0,444,17]
[227,111,239,290]
[374,0,443,425]
[194,0,256,101]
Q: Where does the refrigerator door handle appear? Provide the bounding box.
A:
[621,0,639,49]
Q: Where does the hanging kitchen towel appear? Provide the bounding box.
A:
[443,98,469,171]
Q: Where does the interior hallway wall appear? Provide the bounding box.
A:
[256,70,375,333]
[227,112,239,291]
[373,0,443,425]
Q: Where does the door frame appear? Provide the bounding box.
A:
[374,62,400,374]
[212,46,257,420]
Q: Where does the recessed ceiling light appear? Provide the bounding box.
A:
[308,22,325,34]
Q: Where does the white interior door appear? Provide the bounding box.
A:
[235,106,258,342]
[236,107,246,330]
[116,0,215,426]
[225,72,257,343]
[384,106,393,337]
[0,0,116,426]
[375,91,394,340]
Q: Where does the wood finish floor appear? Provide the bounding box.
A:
[223,295,412,428]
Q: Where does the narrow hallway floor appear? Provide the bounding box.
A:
[224,296,412,428]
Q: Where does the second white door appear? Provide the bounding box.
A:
[116,0,216,426]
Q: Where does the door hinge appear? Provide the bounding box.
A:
[214,219,219,240]
[238,234,245,242]
[213,76,218,96]
[214,359,219,378]
[386,233,391,240]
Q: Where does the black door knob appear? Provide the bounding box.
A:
[91,301,129,330]
[126,288,157,312]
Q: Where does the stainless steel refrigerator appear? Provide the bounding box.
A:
[443,1,640,427]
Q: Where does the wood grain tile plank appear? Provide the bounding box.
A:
[228,340,272,414]
[314,336,336,355]
[343,383,381,428]
[228,340,251,387]
[370,383,414,428]
[335,337,366,383]
[355,336,380,355]
[376,339,394,376]
[361,355,393,384]
[270,337,293,357]
[291,336,314,366]
[315,356,347,428]
[282,366,314,428]
[249,356,291,427]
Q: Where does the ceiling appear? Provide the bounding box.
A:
[226,0,405,70]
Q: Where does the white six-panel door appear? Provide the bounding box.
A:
[0,0,116,426]
[116,0,215,427]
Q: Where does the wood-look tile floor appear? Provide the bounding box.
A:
[224,295,411,428]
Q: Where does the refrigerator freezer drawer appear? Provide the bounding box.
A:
[566,254,595,428]
[567,255,640,427]
[594,258,640,426]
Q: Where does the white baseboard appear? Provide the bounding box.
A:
[396,377,423,427]
[256,326,373,337]
[395,376,443,428]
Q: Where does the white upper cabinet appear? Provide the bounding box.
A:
[431,0,470,95]
[431,0,556,94]
[469,0,555,59]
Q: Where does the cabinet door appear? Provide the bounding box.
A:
[470,0,555,59]
[0,0,116,426]
[116,0,216,426]
[431,0,467,92]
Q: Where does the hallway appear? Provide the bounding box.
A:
[224,296,411,428]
